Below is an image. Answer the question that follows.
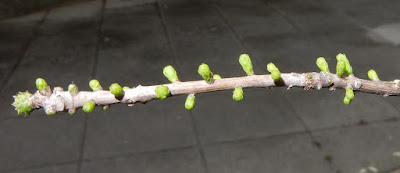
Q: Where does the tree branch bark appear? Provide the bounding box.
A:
[27,71,400,114]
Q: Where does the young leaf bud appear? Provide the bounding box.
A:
[239,54,254,75]
[316,57,330,72]
[198,63,212,82]
[12,91,33,116]
[271,70,281,82]
[83,101,96,113]
[36,78,48,91]
[336,53,353,75]
[336,60,346,77]
[155,85,170,100]
[89,79,102,91]
[185,94,195,110]
[68,83,79,95]
[266,62,279,73]
[109,83,123,98]
[343,97,352,105]
[45,108,56,115]
[213,74,222,80]
[232,86,244,101]
[163,65,179,83]
[367,69,379,81]
[345,88,355,100]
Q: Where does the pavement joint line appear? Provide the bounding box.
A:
[263,0,303,32]
[0,10,49,93]
[1,160,76,173]
[4,116,399,172]
[154,1,209,172]
[208,1,248,53]
[76,1,107,173]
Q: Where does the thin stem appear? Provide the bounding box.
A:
[28,72,400,114]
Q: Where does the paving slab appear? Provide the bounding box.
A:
[283,88,400,130]
[0,119,83,171]
[81,148,205,173]
[2,1,101,120]
[158,0,247,81]
[313,120,400,173]
[204,133,335,173]
[96,3,173,86]
[192,88,305,144]
[7,163,77,173]
[83,95,196,159]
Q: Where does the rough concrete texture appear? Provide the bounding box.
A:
[1,0,400,172]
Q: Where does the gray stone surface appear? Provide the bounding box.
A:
[81,148,205,173]
[313,121,400,173]
[0,119,83,171]
[83,96,196,159]
[7,164,77,173]
[2,0,400,172]
[204,133,334,173]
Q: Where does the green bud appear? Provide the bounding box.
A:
[12,91,33,116]
[68,108,76,115]
[45,108,56,115]
[213,74,222,80]
[336,53,353,75]
[343,97,352,105]
[185,94,195,110]
[239,54,254,75]
[266,62,279,73]
[198,63,212,82]
[89,79,102,91]
[68,83,78,95]
[232,86,243,101]
[368,69,379,81]
[271,70,281,82]
[103,105,109,111]
[109,83,123,98]
[123,86,130,90]
[163,65,179,83]
[336,60,345,77]
[316,57,330,72]
[398,82,400,87]
[83,101,96,113]
[155,85,170,100]
[35,78,48,91]
[345,88,355,100]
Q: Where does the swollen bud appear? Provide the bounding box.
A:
[267,63,281,82]
[45,108,56,115]
[344,88,355,105]
[367,69,379,81]
[68,83,79,95]
[185,94,195,110]
[163,65,179,83]
[155,85,170,100]
[336,53,353,75]
[83,101,96,113]
[266,62,279,72]
[12,91,33,116]
[89,79,102,91]
[36,78,49,91]
[232,86,243,101]
[198,63,212,82]
[213,74,222,80]
[109,83,123,98]
[336,60,345,77]
[316,57,330,72]
[239,54,254,75]
[271,70,281,82]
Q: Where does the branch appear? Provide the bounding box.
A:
[12,53,400,116]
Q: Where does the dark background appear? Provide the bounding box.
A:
[1,0,400,173]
